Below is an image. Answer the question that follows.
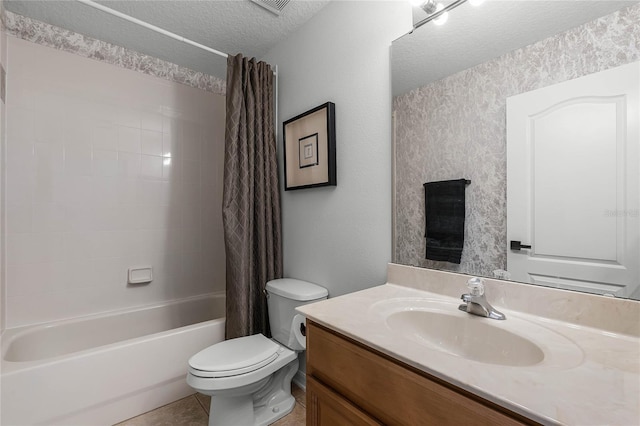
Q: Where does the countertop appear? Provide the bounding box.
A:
[297,267,640,425]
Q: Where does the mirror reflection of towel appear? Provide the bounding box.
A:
[423,179,467,264]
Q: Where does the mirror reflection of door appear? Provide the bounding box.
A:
[506,61,640,298]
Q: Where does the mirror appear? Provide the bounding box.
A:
[392,0,640,300]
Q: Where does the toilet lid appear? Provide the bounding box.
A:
[188,334,280,378]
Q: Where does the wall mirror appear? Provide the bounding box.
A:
[392,0,640,300]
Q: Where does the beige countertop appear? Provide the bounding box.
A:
[297,264,640,426]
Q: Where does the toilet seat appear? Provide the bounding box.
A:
[188,334,281,378]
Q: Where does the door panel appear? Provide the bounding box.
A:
[507,61,639,297]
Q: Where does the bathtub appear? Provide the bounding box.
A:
[1,293,225,426]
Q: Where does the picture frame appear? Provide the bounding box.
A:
[283,102,336,191]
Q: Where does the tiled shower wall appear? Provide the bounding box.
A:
[394,4,640,277]
[5,36,226,328]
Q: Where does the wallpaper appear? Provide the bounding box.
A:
[394,4,640,277]
[4,11,226,95]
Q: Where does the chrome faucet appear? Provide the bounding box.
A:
[458,277,506,320]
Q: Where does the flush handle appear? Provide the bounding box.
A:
[510,240,532,251]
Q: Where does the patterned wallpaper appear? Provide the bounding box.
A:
[394,4,640,277]
[4,11,226,95]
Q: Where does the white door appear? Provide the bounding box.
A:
[507,61,640,298]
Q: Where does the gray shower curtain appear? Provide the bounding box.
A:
[223,53,282,340]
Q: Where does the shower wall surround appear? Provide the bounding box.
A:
[4,11,226,95]
[394,5,640,277]
[5,36,226,327]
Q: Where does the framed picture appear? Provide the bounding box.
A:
[283,102,336,190]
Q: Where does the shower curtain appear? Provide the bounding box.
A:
[223,53,282,339]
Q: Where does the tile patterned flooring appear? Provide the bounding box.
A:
[115,384,306,426]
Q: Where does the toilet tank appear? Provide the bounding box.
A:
[266,278,328,349]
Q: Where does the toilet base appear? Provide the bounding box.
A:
[207,358,299,426]
[253,394,296,426]
[209,394,254,426]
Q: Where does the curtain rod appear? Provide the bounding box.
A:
[77,0,279,138]
[76,0,279,77]
[76,0,230,59]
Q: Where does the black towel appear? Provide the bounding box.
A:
[423,179,467,264]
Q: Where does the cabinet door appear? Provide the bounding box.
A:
[307,376,381,426]
[307,321,532,425]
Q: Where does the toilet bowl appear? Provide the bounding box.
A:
[186,279,328,426]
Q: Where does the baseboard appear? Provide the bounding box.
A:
[292,369,306,390]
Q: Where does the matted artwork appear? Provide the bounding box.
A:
[298,133,319,168]
[283,102,336,190]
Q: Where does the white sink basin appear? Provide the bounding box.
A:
[386,310,544,366]
[372,298,584,370]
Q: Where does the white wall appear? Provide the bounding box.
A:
[263,1,412,298]
[4,37,226,328]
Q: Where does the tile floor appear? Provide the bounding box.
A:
[115,384,306,426]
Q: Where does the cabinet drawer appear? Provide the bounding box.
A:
[307,321,534,426]
[307,376,381,426]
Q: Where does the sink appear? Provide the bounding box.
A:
[386,310,544,366]
[372,297,584,370]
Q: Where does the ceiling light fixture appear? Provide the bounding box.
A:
[417,0,440,14]
[432,3,449,25]
[412,0,469,29]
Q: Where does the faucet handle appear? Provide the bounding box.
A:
[467,277,485,296]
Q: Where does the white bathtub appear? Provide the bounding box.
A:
[1,293,225,426]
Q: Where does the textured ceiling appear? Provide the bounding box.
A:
[5,0,331,81]
[393,1,639,96]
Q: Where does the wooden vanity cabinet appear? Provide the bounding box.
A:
[306,321,538,426]
[307,376,381,425]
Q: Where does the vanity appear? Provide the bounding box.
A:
[297,264,640,425]
[305,322,531,425]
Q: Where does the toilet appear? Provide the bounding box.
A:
[186,278,328,426]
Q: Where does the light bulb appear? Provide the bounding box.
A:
[408,0,424,7]
[469,0,485,6]
[433,3,448,25]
